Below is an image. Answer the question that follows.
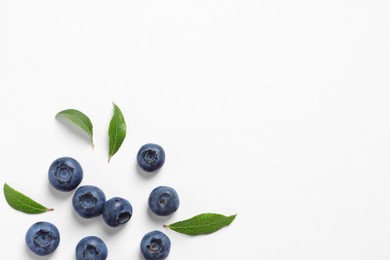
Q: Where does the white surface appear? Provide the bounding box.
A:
[1,0,390,259]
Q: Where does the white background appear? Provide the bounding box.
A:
[1,0,390,259]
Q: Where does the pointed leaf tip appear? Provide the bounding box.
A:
[3,183,53,214]
[56,108,94,148]
[165,213,236,236]
[108,103,127,161]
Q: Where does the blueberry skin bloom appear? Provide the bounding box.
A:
[148,186,180,216]
[102,197,133,227]
[137,143,165,172]
[48,157,83,191]
[73,185,106,218]
[76,236,108,260]
[25,222,60,256]
[140,230,171,260]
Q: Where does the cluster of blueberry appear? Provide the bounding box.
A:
[25,143,178,260]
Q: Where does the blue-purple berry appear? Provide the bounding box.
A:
[148,186,180,216]
[76,236,108,260]
[48,157,83,191]
[140,230,171,260]
[73,185,106,218]
[25,221,60,256]
[137,143,165,172]
[102,197,133,227]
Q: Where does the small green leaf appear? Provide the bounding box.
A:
[108,102,127,162]
[3,183,53,214]
[56,108,94,148]
[164,213,236,236]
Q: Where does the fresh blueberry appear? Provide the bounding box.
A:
[73,185,106,219]
[48,156,83,191]
[25,221,60,256]
[137,143,165,172]
[148,186,180,216]
[102,197,133,227]
[140,230,171,260]
[76,236,108,260]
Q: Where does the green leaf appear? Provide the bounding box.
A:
[164,213,236,236]
[56,108,94,148]
[108,102,127,162]
[3,183,53,214]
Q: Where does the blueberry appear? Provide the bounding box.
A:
[76,236,108,260]
[48,156,83,191]
[25,222,60,256]
[137,143,165,172]
[140,230,171,260]
[102,197,133,227]
[73,185,106,219]
[148,186,180,216]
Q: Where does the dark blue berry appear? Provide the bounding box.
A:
[137,143,165,172]
[76,236,108,260]
[25,222,60,256]
[102,197,133,227]
[48,157,83,191]
[73,185,106,219]
[148,186,180,216]
[140,230,171,260]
